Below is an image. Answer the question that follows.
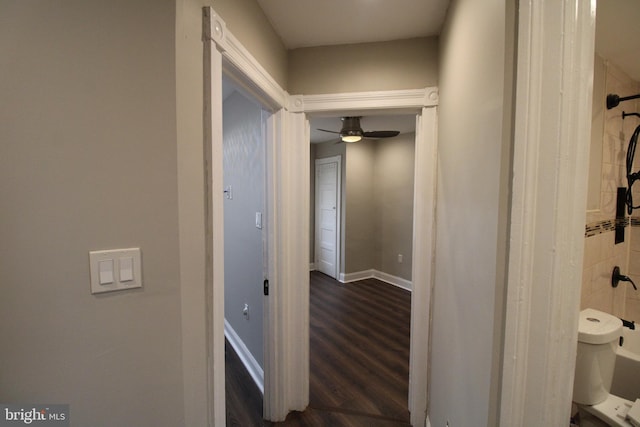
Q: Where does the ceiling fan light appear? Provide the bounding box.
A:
[341,135,362,143]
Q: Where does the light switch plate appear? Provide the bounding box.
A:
[89,248,142,294]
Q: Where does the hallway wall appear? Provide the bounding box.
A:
[223,90,265,370]
[0,1,184,425]
[431,0,512,425]
[288,38,439,94]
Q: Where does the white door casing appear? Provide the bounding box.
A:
[203,8,309,423]
[499,0,595,425]
[291,91,439,427]
[315,156,341,279]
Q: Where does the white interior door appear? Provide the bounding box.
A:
[315,156,341,279]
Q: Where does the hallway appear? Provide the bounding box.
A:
[226,271,412,426]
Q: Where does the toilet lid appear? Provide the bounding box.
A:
[578,308,623,345]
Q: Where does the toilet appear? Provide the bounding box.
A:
[573,308,640,427]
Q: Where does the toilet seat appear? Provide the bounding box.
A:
[580,394,635,427]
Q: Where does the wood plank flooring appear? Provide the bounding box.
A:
[226,271,412,426]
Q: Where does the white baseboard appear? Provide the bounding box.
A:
[340,269,412,292]
[340,269,375,283]
[426,415,431,427]
[224,319,264,394]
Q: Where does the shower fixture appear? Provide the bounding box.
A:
[624,123,640,214]
[607,92,640,214]
[606,93,640,110]
[612,266,638,290]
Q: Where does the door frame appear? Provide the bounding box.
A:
[498,0,595,425]
[291,92,439,427]
[203,8,299,424]
[314,155,342,279]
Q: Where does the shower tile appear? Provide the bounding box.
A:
[625,298,640,323]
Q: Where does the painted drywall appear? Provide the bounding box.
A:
[312,135,415,282]
[288,38,439,94]
[374,134,415,280]
[223,89,265,369]
[430,0,510,426]
[345,141,377,273]
[0,1,184,425]
[209,0,287,87]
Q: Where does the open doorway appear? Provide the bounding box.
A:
[222,75,269,424]
[222,78,267,372]
[310,115,416,285]
[308,114,416,422]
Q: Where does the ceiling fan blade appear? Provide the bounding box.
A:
[363,130,400,138]
[317,128,341,134]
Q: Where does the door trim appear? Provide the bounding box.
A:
[314,155,342,279]
[296,93,439,427]
[203,7,297,423]
[499,0,595,425]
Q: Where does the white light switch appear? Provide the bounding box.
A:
[255,212,262,229]
[98,259,114,285]
[119,256,134,282]
[90,248,142,294]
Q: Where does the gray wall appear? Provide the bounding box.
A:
[0,1,184,425]
[374,134,415,280]
[430,0,513,426]
[210,0,288,88]
[223,90,265,368]
[313,134,415,282]
[344,140,377,273]
[288,38,439,94]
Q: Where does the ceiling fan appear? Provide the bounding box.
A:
[317,116,400,143]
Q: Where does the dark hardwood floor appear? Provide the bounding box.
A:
[226,271,412,426]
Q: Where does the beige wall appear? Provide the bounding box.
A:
[210,0,288,87]
[582,59,640,321]
[288,37,439,94]
[0,0,287,425]
[345,141,377,272]
[430,0,511,425]
[0,1,184,425]
[374,134,415,280]
[313,134,415,281]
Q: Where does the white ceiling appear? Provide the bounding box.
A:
[256,0,450,49]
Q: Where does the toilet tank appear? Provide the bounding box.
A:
[573,308,623,405]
